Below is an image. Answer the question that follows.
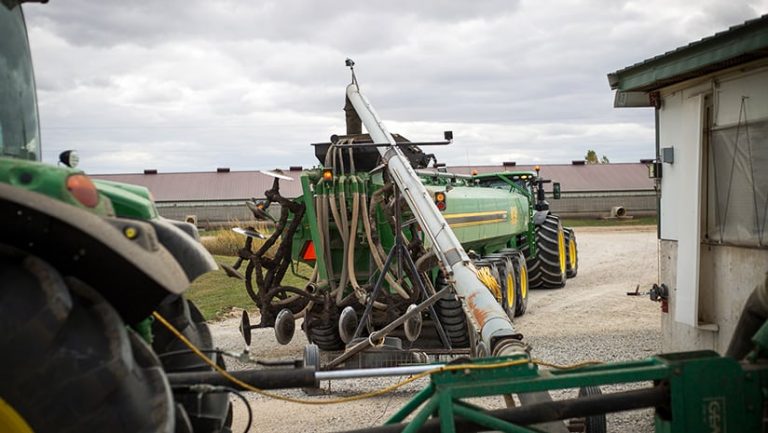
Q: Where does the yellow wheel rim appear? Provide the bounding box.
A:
[506,273,515,311]
[557,228,566,274]
[569,238,577,269]
[520,264,527,299]
[0,399,34,433]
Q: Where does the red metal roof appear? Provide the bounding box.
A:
[92,170,306,202]
[91,163,653,202]
[433,163,653,192]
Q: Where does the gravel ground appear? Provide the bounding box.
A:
[209,225,661,433]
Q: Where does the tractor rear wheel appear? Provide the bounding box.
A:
[0,251,174,433]
[153,297,232,433]
[536,214,567,288]
[565,228,579,278]
[434,274,470,348]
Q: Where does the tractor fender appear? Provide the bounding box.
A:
[0,184,200,323]
[149,217,217,282]
[532,210,550,226]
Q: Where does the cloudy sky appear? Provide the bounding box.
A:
[24,0,768,174]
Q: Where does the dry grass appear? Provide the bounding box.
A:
[200,221,274,256]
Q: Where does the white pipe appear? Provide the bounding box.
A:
[315,364,444,380]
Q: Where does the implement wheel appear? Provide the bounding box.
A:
[578,386,607,433]
[0,251,173,433]
[512,251,529,317]
[565,227,579,278]
[305,306,345,351]
[518,237,542,289]
[536,214,567,288]
[500,260,516,320]
[434,274,470,348]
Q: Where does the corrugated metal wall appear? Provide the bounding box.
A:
[156,191,657,227]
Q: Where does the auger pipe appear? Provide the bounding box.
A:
[345,83,522,354]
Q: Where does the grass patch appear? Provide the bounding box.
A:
[200,222,272,256]
[187,254,313,321]
[562,215,657,227]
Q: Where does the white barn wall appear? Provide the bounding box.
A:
[659,64,768,353]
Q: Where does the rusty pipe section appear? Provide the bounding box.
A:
[345,82,522,354]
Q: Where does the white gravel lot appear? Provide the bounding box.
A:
[209,225,661,433]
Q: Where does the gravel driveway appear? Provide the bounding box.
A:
[209,225,661,433]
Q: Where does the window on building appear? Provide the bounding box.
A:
[705,96,768,247]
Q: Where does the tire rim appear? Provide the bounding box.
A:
[0,399,34,433]
[506,272,515,312]
[557,228,567,275]
[569,237,577,269]
[520,263,528,299]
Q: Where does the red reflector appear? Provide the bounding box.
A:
[302,241,317,261]
[66,174,99,208]
[436,201,446,211]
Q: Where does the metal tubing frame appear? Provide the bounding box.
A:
[333,355,673,433]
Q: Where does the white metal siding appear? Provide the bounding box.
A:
[659,88,706,327]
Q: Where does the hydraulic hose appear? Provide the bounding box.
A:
[361,184,410,299]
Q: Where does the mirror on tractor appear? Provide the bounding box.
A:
[552,182,561,199]
[59,150,79,168]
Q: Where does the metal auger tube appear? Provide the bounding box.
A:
[345,83,523,355]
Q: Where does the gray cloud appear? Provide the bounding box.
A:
[22,0,768,173]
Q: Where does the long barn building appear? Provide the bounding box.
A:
[92,162,655,227]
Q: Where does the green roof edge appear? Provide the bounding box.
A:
[608,15,768,92]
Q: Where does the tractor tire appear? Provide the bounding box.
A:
[536,214,567,288]
[434,274,470,348]
[512,251,529,317]
[153,297,232,433]
[518,238,543,289]
[565,227,579,278]
[0,252,174,433]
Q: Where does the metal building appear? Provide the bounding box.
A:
[92,162,654,227]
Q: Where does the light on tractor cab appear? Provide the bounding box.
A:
[66,174,99,208]
[434,191,447,211]
[301,240,317,261]
[322,168,333,182]
[534,165,541,175]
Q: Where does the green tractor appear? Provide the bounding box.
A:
[0,2,231,432]
[473,169,578,288]
[233,70,578,361]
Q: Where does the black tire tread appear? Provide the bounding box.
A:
[0,253,174,433]
[434,274,470,348]
[512,251,529,317]
[565,227,578,278]
[536,214,567,288]
[153,297,232,433]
